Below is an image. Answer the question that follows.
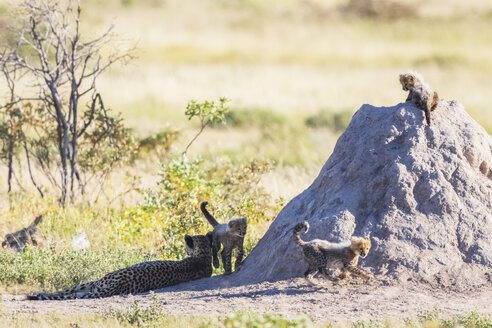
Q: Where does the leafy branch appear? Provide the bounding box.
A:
[182,97,230,155]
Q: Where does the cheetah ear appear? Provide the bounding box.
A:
[364,232,371,239]
[184,235,194,248]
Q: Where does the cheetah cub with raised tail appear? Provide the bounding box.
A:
[293,221,373,286]
[399,71,439,125]
[200,201,247,275]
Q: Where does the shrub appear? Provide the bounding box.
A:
[142,155,281,262]
[183,98,230,154]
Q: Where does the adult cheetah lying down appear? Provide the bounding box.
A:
[27,233,213,300]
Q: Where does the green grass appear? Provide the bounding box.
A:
[0,246,151,292]
[0,307,490,328]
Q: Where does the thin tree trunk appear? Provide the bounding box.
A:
[51,85,69,206]
[7,138,14,193]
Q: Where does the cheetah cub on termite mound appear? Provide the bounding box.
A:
[399,71,439,125]
[293,221,373,286]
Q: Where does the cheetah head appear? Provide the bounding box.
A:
[350,232,371,258]
[399,71,425,91]
[184,233,213,258]
[399,73,416,91]
[228,218,247,238]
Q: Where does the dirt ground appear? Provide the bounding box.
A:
[2,277,491,323]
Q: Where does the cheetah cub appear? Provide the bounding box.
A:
[293,221,373,286]
[399,71,439,125]
[2,215,43,252]
[200,201,247,275]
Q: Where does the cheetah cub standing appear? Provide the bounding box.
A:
[200,201,247,275]
[293,221,373,286]
[399,71,439,125]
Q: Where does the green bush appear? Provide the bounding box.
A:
[142,155,281,263]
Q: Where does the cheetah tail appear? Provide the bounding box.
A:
[25,295,40,300]
[293,221,309,246]
[200,201,219,227]
[25,292,77,301]
[25,293,56,301]
[25,293,59,301]
[30,214,43,228]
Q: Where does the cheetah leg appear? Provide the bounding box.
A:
[221,248,232,275]
[234,241,244,272]
[212,237,221,269]
[424,105,431,125]
[430,91,439,112]
[304,267,322,286]
[334,269,351,284]
[347,266,373,280]
[69,281,100,299]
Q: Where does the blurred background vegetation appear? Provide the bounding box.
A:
[0,0,491,294]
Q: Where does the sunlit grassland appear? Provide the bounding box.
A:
[2,0,491,129]
[82,0,492,135]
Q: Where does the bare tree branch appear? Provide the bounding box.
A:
[0,0,134,205]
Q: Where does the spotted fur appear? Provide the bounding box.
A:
[399,71,439,125]
[293,221,373,285]
[26,234,213,300]
[200,201,247,275]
